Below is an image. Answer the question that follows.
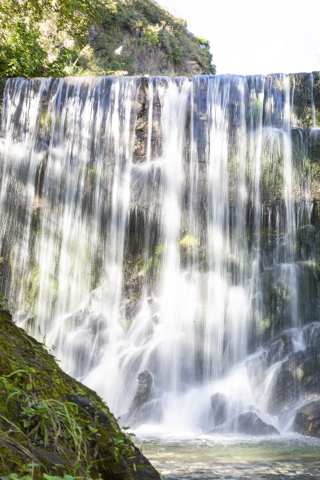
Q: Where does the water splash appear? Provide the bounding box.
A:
[0,73,319,436]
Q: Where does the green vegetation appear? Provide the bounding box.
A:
[0,0,215,78]
[0,308,159,479]
[179,234,200,266]
[0,293,8,310]
[0,0,100,77]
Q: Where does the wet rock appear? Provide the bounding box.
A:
[66,394,110,427]
[246,332,294,390]
[147,296,160,315]
[293,399,320,438]
[66,307,90,327]
[64,308,107,334]
[130,371,153,412]
[125,399,164,428]
[211,411,279,436]
[124,297,142,320]
[260,264,320,342]
[210,392,227,426]
[291,73,319,128]
[127,446,164,480]
[303,322,320,353]
[0,309,161,479]
[121,371,163,427]
[268,345,320,415]
[264,333,294,366]
[268,351,306,415]
[236,411,280,435]
[123,271,145,305]
[89,312,107,335]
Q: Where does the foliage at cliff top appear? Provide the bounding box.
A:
[0,0,216,78]
[0,308,159,479]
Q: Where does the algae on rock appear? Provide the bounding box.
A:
[0,309,160,480]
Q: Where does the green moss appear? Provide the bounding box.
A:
[0,309,159,479]
[179,235,200,252]
[0,0,215,78]
[179,234,200,266]
[135,259,144,272]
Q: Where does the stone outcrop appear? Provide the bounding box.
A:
[121,371,163,428]
[293,400,320,438]
[268,328,320,415]
[0,309,160,480]
[210,411,279,436]
[211,392,228,426]
[130,371,153,412]
[235,412,280,436]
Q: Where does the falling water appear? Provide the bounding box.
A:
[1,73,320,438]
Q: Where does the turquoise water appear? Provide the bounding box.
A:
[136,435,320,479]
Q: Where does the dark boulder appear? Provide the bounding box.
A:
[236,411,280,436]
[260,265,320,342]
[293,400,320,438]
[268,347,320,415]
[245,332,294,391]
[265,333,294,366]
[303,322,320,353]
[121,371,163,427]
[211,392,228,426]
[130,371,153,412]
[210,411,279,436]
[268,351,305,415]
[66,394,110,427]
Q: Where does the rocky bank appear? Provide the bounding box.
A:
[0,308,160,480]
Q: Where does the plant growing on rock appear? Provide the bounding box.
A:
[0,308,160,479]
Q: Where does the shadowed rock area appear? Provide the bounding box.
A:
[0,309,160,480]
[293,399,320,438]
[121,371,164,428]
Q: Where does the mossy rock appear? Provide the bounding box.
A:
[260,263,320,341]
[0,309,160,480]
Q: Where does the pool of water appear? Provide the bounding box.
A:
[134,430,320,479]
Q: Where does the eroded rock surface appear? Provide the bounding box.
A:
[293,399,320,438]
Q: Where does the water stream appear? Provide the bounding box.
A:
[1,74,320,473]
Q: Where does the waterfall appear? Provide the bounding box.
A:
[1,73,320,436]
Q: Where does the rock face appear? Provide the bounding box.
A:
[268,325,320,415]
[122,371,163,428]
[211,393,228,426]
[293,400,320,438]
[260,264,320,342]
[130,371,153,412]
[211,411,279,436]
[0,310,160,480]
[235,412,280,436]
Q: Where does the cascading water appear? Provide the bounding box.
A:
[1,73,320,441]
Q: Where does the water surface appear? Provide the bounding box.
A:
[135,432,320,479]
